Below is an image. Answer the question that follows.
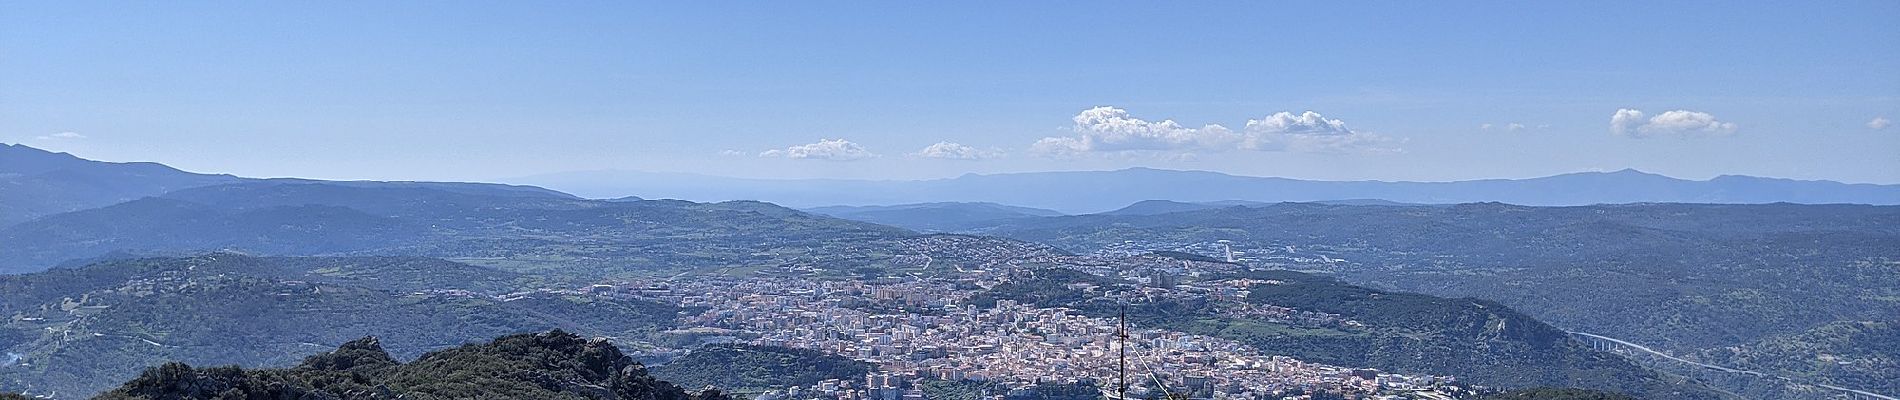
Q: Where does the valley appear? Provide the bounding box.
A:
[0,146,1893,400]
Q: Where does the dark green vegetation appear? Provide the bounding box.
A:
[1003,382,1101,400]
[0,180,913,274]
[0,255,681,397]
[1146,250,1234,265]
[649,344,873,392]
[805,202,1065,232]
[969,268,1721,399]
[94,330,735,400]
[974,202,1900,395]
[921,380,1100,400]
[918,379,1006,400]
[1479,388,1636,400]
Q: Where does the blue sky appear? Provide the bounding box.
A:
[4,2,1897,183]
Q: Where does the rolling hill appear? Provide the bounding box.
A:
[967,202,1900,398]
[0,255,684,397]
[964,267,1722,399]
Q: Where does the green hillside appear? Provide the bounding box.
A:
[650,344,873,392]
[95,330,732,400]
[973,203,1900,395]
[967,268,1722,399]
[0,255,680,397]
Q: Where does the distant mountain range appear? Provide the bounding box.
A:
[0,144,568,227]
[0,180,910,273]
[1,144,242,227]
[10,143,1899,222]
[515,168,1900,214]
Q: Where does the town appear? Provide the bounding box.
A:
[577,237,1475,400]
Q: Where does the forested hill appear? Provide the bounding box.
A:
[973,202,1900,349]
[969,202,1900,398]
[966,268,1723,399]
[0,180,913,274]
[93,330,733,400]
[0,255,683,397]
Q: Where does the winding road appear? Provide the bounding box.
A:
[1570,331,1896,400]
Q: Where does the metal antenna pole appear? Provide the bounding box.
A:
[1119,292,1128,400]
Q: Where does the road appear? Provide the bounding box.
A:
[1570,331,1896,400]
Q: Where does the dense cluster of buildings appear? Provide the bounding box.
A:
[597,246,1467,400]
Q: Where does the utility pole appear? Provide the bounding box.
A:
[1119,291,1128,400]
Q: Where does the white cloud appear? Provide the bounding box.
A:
[911,141,1001,160]
[716,149,747,157]
[1870,116,1892,130]
[759,138,878,161]
[1061,106,1241,152]
[1482,122,1540,132]
[35,131,86,140]
[1031,107,1393,156]
[1027,136,1091,158]
[1243,111,1352,135]
[1238,111,1396,154]
[1611,108,1736,138]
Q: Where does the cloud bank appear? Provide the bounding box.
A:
[911,142,1001,160]
[1031,106,1393,156]
[1611,109,1736,138]
[1481,123,1539,132]
[35,131,86,140]
[760,138,878,161]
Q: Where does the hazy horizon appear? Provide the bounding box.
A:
[9,142,1900,187]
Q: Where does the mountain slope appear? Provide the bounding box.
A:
[964,268,1721,399]
[0,144,576,228]
[1691,321,1899,395]
[970,202,1900,398]
[974,202,1900,350]
[514,167,1900,213]
[0,144,242,227]
[0,181,913,273]
[94,330,731,400]
[0,255,682,397]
